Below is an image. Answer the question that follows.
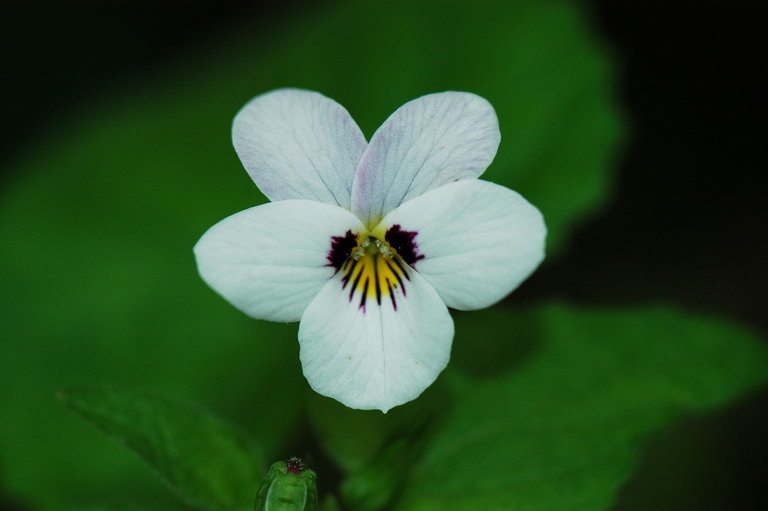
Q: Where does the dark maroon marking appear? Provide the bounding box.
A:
[341,259,358,290]
[327,230,358,271]
[385,260,404,290]
[286,457,303,475]
[373,256,382,305]
[385,224,425,266]
[360,277,369,309]
[391,257,410,282]
[387,281,398,310]
[350,267,363,301]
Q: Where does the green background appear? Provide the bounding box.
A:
[2,1,766,510]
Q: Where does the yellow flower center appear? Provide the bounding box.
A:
[341,236,410,310]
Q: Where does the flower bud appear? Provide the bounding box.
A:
[255,457,317,511]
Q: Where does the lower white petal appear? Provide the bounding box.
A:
[194,200,365,322]
[298,266,453,412]
[379,179,546,310]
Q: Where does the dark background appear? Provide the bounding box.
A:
[2,1,766,509]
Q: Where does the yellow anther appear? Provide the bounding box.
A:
[376,241,395,259]
[351,246,365,261]
[359,236,394,258]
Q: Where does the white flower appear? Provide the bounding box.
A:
[194,89,546,412]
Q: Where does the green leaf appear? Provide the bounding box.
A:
[59,386,264,511]
[0,0,618,507]
[391,304,768,511]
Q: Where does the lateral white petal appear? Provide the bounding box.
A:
[351,91,500,225]
[380,180,546,311]
[233,88,367,208]
[194,200,365,322]
[298,268,453,412]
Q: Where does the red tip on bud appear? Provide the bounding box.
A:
[286,456,303,475]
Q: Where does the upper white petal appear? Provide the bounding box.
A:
[380,180,546,310]
[194,200,365,322]
[298,268,453,412]
[351,91,500,225]
[233,88,367,208]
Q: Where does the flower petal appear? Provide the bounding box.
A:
[351,91,500,225]
[379,179,546,310]
[298,266,453,412]
[233,88,367,208]
[194,200,365,322]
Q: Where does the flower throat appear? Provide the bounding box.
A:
[326,225,424,312]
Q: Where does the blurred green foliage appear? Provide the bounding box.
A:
[44,306,768,511]
[394,305,768,511]
[305,305,768,511]
[0,1,763,511]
